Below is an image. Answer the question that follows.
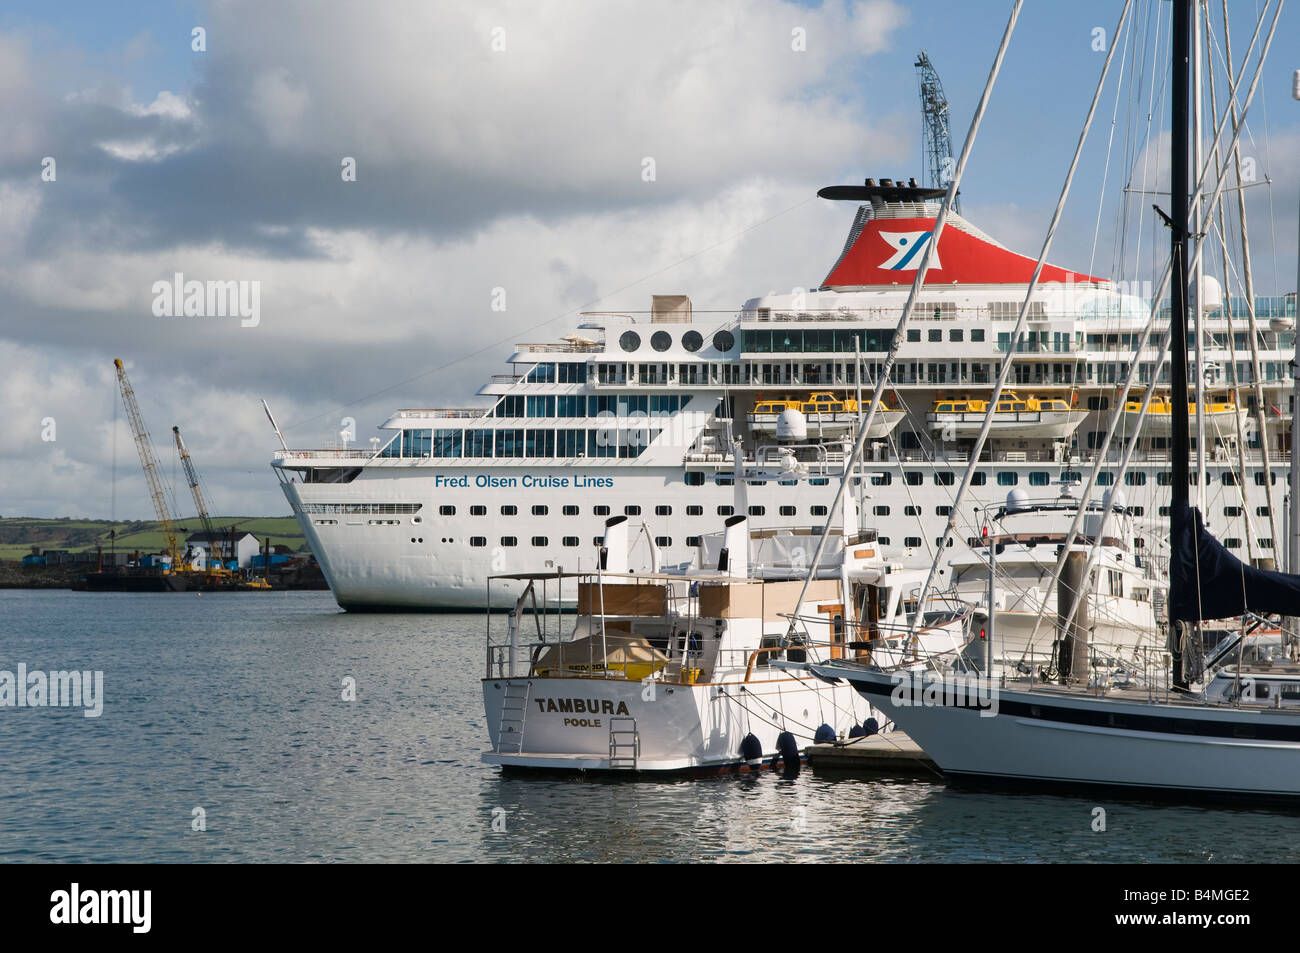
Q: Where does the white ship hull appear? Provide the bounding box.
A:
[482,673,868,772]
[815,666,1300,802]
[280,455,1283,610]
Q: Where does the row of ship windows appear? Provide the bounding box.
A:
[309,497,1276,521]
[433,500,1279,519]
[386,428,663,459]
[466,535,942,549]
[476,536,690,548]
[439,503,832,518]
[493,395,689,418]
[743,327,1292,355]
[858,470,1279,488]
[460,533,1274,551]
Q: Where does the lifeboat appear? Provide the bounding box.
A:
[748,391,904,439]
[1121,391,1246,437]
[927,391,1086,439]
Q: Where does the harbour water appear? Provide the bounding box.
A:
[3,588,1299,864]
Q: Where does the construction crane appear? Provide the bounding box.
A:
[914,50,960,213]
[113,359,180,567]
[173,425,226,574]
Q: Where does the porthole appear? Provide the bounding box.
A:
[682,330,703,352]
[713,330,735,352]
[620,331,641,352]
[412,515,422,524]
[651,331,671,352]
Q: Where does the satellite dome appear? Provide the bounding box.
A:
[1006,488,1029,512]
[1103,488,1127,511]
[776,408,807,442]
[1197,274,1223,313]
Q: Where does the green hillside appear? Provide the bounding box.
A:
[0,516,307,561]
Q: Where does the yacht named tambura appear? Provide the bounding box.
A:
[272,178,1296,610]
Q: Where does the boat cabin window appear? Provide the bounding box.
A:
[756,635,783,667]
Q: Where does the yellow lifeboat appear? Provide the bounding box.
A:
[1122,391,1246,436]
[927,391,1086,439]
[749,391,904,439]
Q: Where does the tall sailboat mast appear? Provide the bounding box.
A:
[1169,0,1192,690]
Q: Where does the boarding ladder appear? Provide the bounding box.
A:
[609,717,639,770]
[496,681,530,755]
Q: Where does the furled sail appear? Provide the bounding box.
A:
[1169,501,1300,621]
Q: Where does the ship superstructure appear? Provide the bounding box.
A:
[273,179,1296,610]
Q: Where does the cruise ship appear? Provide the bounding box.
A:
[272,178,1296,610]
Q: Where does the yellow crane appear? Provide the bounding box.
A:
[113,359,180,568]
[172,425,229,576]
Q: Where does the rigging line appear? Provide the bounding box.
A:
[1109,0,1143,280]
[908,0,1135,637]
[1252,0,1281,295]
[1205,6,1260,566]
[1122,0,1164,286]
[787,0,1026,636]
[1220,0,1284,565]
[279,193,818,434]
[721,679,846,739]
[879,390,983,565]
[1023,0,1284,661]
[1089,0,1135,279]
[1114,0,1153,280]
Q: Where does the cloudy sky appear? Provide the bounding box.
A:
[2,0,1297,520]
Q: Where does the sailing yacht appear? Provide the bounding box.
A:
[811,0,1300,803]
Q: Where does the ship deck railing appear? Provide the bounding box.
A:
[273,448,378,461]
[390,408,492,419]
[514,342,602,354]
